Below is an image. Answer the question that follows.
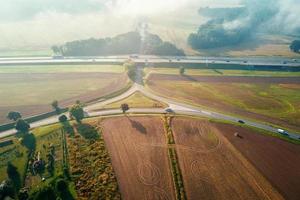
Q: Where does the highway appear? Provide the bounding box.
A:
[0,55,300,67]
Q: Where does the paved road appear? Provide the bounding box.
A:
[0,55,300,67]
[0,83,299,140]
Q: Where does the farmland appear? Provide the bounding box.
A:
[146,74,300,131]
[0,65,128,124]
[93,92,167,111]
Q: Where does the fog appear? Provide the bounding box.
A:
[0,0,298,49]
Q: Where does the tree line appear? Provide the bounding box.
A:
[52,31,185,56]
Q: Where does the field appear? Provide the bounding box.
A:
[101,115,284,200]
[145,68,300,77]
[214,121,300,200]
[102,116,176,200]
[0,65,128,124]
[171,117,282,200]
[94,92,167,111]
[147,74,300,131]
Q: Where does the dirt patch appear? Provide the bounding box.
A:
[172,117,283,200]
[102,116,176,200]
[149,74,300,84]
[215,122,300,200]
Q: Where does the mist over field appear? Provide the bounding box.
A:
[0,0,299,50]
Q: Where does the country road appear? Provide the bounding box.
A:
[0,73,299,142]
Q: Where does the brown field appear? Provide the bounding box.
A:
[0,72,128,124]
[149,74,300,84]
[147,74,300,131]
[215,122,300,200]
[102,116,176,200]
[172,117,282,200]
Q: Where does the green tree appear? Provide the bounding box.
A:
[51,100,60,114]
[290,40,300,53]
[15,119,30,133]
[121,103,129,114]
[179,67,185,75]
[69,103,84,123]
[51,45,61,55]
[0,180,15,199]
[59,115,68,123]
[7,111,22,121]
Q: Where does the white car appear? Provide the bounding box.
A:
[277,129,289,136]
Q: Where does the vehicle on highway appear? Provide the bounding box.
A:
[226,60,230,62]
[238,120,245,124]
[176,58,181,61]
[52,55,64,59]
[243,61,248,63]
[282,61,287,64]
[130,54,139,59]
[277,129,289,136]
[164,108,174,113]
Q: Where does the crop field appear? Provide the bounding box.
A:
[147,74,300,131]
[100,115,286,199]
[171,117,282,200]
[94,92,167,111]
[0,65,128,124]
[102,116,176,200]
[215,122,300,200]
[145,68,300,77]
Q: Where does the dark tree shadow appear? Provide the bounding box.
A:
[182,74,198,82]
[75,123,99,140]
[61,121,74,136]
[7,162,21,191]
[128,118,147,134]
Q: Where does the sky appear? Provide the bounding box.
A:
[0,0,298,50]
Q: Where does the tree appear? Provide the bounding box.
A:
[69,103,84,123]
[7,111,22,121]
[121,103,129,114]
[51,100,60,114]
[15,119,30,133]
[0,180,15,199]
[290,40,300,53]
[179,67,185,75]
[59,115,68,123]
[51,45,61,55]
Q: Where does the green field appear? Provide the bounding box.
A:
[147,79,300,131]
[0,64,124,73]
[98,92,167,110]
[145,67,300,77]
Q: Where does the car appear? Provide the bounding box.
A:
[282,61,287,64]
[238,120,245,124]
[130,54,139,59]
[164,108,174,113]
[226,60,230,62]
[52,55,64,59]
[277,129,289,136]
[243,61,248,63]
[176,58,181,61]
[293,59,297,62]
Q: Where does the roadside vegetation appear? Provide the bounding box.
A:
[162,115,187,200]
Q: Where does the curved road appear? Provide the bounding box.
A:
[0,66,299,140]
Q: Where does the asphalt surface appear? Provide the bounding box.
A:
[0,55,300,67]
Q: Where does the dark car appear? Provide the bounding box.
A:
[165,108,174,113]
[238,120,245,124]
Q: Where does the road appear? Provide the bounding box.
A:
[0,55,300,67]
[0,82,299,140]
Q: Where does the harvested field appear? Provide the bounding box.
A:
[147,75,300,131]
[102,116,176,200]
[172,117,283,200]
[149,74,300,84]
[0,72,128,124]
[215,122,300,200]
